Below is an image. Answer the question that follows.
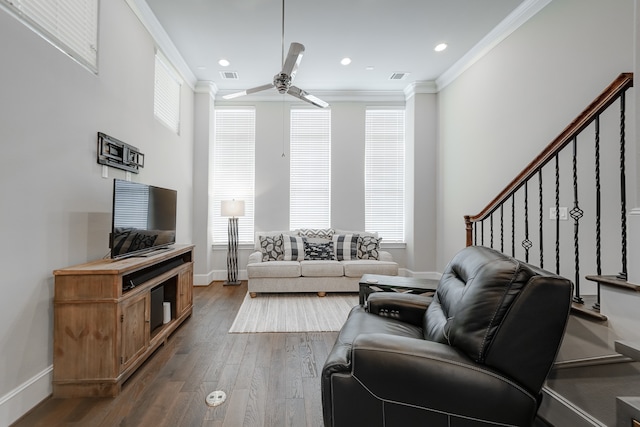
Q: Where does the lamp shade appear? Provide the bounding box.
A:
[221,199,245,217]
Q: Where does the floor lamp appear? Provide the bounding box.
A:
[221,200,244,285]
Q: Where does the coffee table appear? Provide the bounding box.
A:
[359,274,439,305]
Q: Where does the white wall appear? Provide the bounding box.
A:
[437,0,635,271]
[0,1,195,424]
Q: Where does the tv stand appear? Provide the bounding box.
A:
[52,244,194,397]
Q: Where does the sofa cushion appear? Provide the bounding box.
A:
[283,234,306,261]
[333,233,359,260]
[301,260,344,277]
[357,235,381,260]
[259,234,284,261]
[342,260,399,277]
[304,241,335,260]
[247,260,301,278]
[297,228,335,239]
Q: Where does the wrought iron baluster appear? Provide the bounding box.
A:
[511,194,516,257]
[538,169,544,269]
[594,116,602,310]
[481,220,484,246]
[474,221,477,246]
[490,213,494,249]
[619,92,628,280]
[500,205,504,253]
[571,137,584,304]
[522,181,532,262]
[555,154,560,275]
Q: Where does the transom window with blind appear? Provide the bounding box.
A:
[0,0,99,72]
[211,108,255,244]
[290,108,331,230]
[154,51,182,134]
[365,108,405,242]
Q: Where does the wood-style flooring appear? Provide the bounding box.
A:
[12,281,554,427]
[12,282,337,427]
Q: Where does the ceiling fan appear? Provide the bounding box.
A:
[222,1,329,108]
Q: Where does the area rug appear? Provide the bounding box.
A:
[229,292,359,333]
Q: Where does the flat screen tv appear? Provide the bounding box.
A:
[110,179,177,259]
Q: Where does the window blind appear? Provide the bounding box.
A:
[154,51,182,134]
[1,0,99,72]
[289,108,332,230]
[365,109,405,242]
[211,108,255,244]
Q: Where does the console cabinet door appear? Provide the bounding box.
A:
[177,267,193,316]
[120,292,149,372]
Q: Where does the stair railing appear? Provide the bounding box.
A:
[464,73,633,316]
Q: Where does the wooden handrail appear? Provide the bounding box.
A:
[465,72,633,246]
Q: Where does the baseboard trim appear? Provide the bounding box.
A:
[0,365,52,426]
[539,385,606,427]
[194,270,248,286]
[194,269,441,286]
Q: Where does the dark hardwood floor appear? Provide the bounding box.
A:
[13,282,337,427]
[13,281,555,427]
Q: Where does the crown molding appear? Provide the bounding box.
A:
[404,81,438,99]
[195,81,219,100]
[436,0,553,91]
[214,89,407,104]
[125,0,197,89]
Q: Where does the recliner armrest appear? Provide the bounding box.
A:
[350,333,538,426]
[367,292,432,326]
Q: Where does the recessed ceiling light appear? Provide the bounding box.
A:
[365,66,375,71]
[434,43,448,52]
[340,57,352,66]
[218,59,230,67]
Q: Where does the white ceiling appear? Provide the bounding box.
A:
[143,0,529,97]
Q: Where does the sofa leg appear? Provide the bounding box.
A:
[250,292,257,298]
[317,292,326,297]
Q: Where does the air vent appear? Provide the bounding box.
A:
[389,72,410,80]
[220,71,239,80]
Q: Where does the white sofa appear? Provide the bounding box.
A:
[247,229,399,297]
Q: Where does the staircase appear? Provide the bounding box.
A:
[464,74,640,426]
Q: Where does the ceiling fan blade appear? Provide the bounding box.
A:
[281,42,305,81]
[222,83,274,100]
[287,86,329,108]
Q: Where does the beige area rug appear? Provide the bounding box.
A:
[229,292,359,333]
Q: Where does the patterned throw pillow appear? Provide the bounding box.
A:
[259,235,284,261]
[297,228,335,239]
[283,235,306,261]
[333,234,359,261]
[304,241,335,260]
[358,236,381,260]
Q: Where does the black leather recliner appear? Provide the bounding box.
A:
[321,246,573,427]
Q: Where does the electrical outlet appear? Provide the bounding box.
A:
[550,207,568,220]
[101,165,108,179]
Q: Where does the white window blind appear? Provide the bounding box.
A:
[211,108,255,244]
[365,109,405,242]
[290,108,331,230]
[154,51,182,134]
[1,0,99,72]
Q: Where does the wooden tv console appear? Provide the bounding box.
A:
[52,244,194,397]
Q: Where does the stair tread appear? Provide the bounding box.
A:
[585,275,640,292]
[615,341,640,362]
[571,295,607,321]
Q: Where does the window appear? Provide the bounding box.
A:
[154,51,182,133]
[1,0,99,72]
[211,108,255,244]
[290,108,331,230]
[365,109,405,242]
